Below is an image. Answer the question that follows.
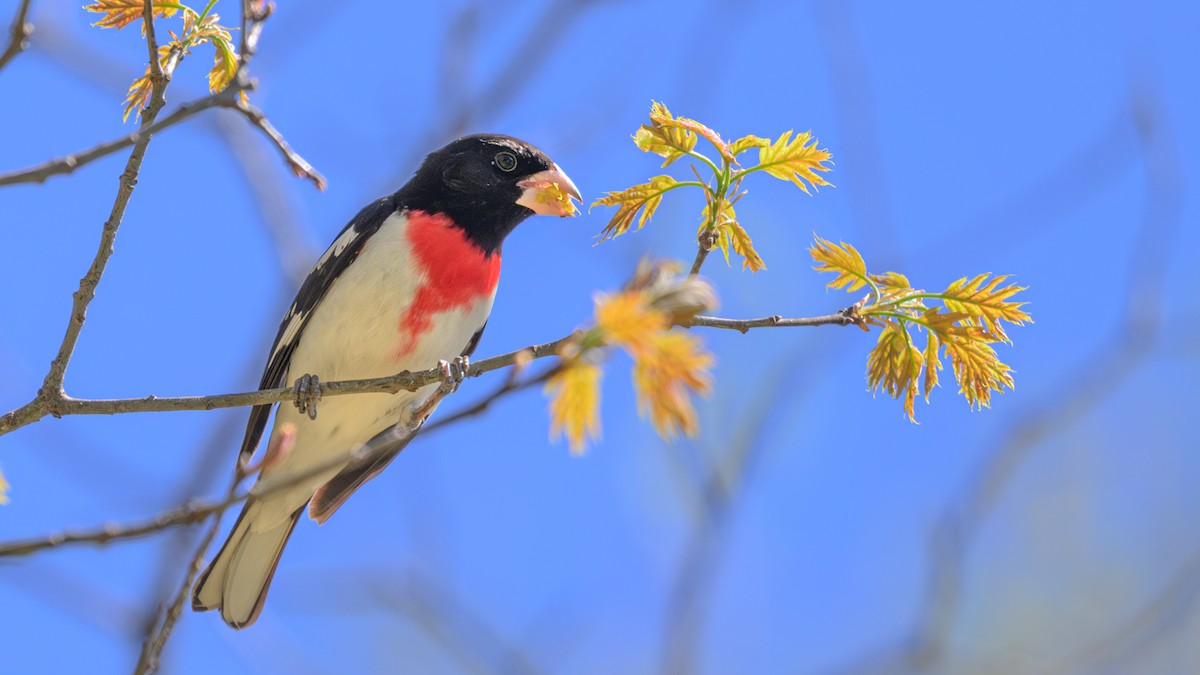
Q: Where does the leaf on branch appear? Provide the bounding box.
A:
[0,466,9,505]
[595,290,669,353]
[727,221,765,272]
[85,0,179,31]
[866,321,924,422]
[633,101,698,167]
[923,330,942,402]
[940,274,1031,343]
[208,39,239,95]
[632,331,713,439]
[810,235,871,292]
[730,134,771,159]
[706,199,765,272]
[944,334,1014,411]
[756,130,833,194]
[646,101,732,162]
[122,43,173,122]
[546,360,602,454]
[871,271,912,291]
[593,175,678,241]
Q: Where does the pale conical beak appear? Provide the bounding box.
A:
[516,164,583,217]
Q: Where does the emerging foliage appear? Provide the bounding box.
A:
[545,261,716,453]
[84,0,179,30]
[756,130,834,194]
[593,102,1030,423]
[594,175,678,240]
[593,101,835,272]
[546,359,602,455]
[0,466,8,505]
[811,237,1030,421]
[85,0,245,121]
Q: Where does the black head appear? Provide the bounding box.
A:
[394,134,580,255]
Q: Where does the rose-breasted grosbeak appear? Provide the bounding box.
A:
[192,135,580,629]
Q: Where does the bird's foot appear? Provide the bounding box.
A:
[437,356,470,395]
[292,373,322,420]
[408,357,470,425]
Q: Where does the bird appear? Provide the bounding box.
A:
[192,134,581,629]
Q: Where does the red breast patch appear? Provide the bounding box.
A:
[396,210,501,357]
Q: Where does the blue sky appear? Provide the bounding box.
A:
[2,1,1198,673]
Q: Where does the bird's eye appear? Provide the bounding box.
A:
[494,151,518,172]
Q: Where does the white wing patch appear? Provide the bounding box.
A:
[269,307,309,364]
[313,222,362,269]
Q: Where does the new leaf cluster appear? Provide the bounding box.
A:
[85,0,245,121]
[585,102,1030,428]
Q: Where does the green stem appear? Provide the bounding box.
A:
[686,150,720,178]
[198,0,219,21]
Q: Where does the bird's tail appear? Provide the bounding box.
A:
[191,497,303,629]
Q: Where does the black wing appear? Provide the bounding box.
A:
[237,195,399,466]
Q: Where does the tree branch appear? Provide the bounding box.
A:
[232,98,327,190]
[2,305,868,436]
[14,1,182,441]
[0,86,236,187]
[0,0,32,75]
[688,311,858,332]
[0,3,326,441]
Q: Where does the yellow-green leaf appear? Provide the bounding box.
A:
[595,290,668,353]
[207,38,238,95]
[810,235,870,292]
[923,330,941,402]
[756,130,833,194]
[634,102,697,166]
[730,134,771,158]
[632,331,713,439]
[941,274,1031,343]
[121,43,173,122]
[85,0,179,31]
[724,219,766,272]
[592,175,678,241]
[866,321,924,422]
[649,102,731,161]
[546,360,602,455]
[871,271,911,291]
[944,336,1014,410]
[0,465,9,505]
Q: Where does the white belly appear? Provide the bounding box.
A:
[261,212,495,504]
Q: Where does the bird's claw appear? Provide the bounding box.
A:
[436,356,470,394]
[293,373,321,420]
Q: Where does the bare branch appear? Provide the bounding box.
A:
[0,432,382,559]
[0,0,32,74]
[688,230,716,276]
[1,303,871,436]
[0,86,239,187]
[133,492,229,675]
[18,1,182,438]
[423,366,557,435]
[688,311,858,333]
[233,99,327,190]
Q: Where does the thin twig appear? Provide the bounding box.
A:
[0,429,380,559]
[0,82,325,189]
[15,1,182,449]
[133,483,233,675]
[688,234,715,276]
[0,86,239,187]
[423,366,557,435]
[688,312,857,333]
[1,306,867,435]
[0,333,575,435]
[233,99,327,190]
[0,0,32,74]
